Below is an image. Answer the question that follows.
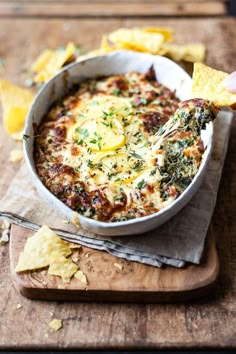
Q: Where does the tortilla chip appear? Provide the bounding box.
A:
[33,42,76,83]
[48,256,78,283]
[161,43,206,62]
[9,149,24,162]
[32,49,54,73]
[100,35,111,50]
[183,44,206,63]
[15,225,72,272]
[74,269,88,284]
[0,79,34,136]
[108,28,164,54]
[114,263,123,270]
[49,319,62,331]
[192,62,236,107]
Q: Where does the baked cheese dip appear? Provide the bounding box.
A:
[34,68,218,222]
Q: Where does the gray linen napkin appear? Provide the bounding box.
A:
[0,111,233,267]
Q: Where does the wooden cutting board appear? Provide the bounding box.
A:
[10,224,219,303]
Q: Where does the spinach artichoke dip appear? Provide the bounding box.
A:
[34,67,219,222]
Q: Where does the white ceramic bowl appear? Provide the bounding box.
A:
[24,51,213,236]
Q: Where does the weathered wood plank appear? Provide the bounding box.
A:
[0,17,236,350]
[0,1,228,17]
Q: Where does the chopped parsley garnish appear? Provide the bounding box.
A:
[23,134,30,140]
[152,99,160,105]
[113,194,124,201]
[129,152,143,160]
[150,168,158,176]
[114,177,122,182]
[90,132,103,150]
[76,127,89,139]
[77,139,84,145]
[102,110,114,118]
[122,117,130,127]
[86,159,94,168]
[76,186,84,193]
[137,179,146,190]
[131,160,145,172]
[112,89,123,96]
[140,98,148,105]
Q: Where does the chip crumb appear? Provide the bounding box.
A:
[71,255,80,263]
[74,269,88,285]
[48,256,78,283]
[9,149,24,162]
[41,280,47,286]
[0,229,9,243]
[49,319,62,332]
[69,243,81,249]
[114,263,123,270]
[57,283,66,289]
[16,303,22,309]
[62,219,70,224]
[72,212,81,228]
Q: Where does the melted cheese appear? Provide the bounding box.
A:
[34,71,210,222]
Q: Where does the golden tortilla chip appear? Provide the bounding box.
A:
[192,62,236,107]
[108,28,164,54]
[9,149,24,162]
[48,256,78,283]
[161,43,206,62]
[69,243,82,249]
[74,269,88,285]
[114,263,123,270]
[33,42,76,83]
[15,225,72,272]
[32,49,54,73]
[49,319,62,331]
[0,79,34,136]
[183,44,206,63]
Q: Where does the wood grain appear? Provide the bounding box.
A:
[0,0,228,17]
[10,224,219,302]
[0,17,236,350]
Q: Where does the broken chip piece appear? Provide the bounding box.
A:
[48,256,78,283]
[74,270,88,285]
[192,62,236,107]
[32,42,76,83]
[9,149,24,162]
[161,43,206,63]
[0,79,34,137]
[49,319,62,332]
[15,225,72,272]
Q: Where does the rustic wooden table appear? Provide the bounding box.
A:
[0,4,236,350]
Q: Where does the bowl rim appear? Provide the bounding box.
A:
[24,50,213,230]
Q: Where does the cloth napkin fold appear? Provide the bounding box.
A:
[0,111,233,268]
